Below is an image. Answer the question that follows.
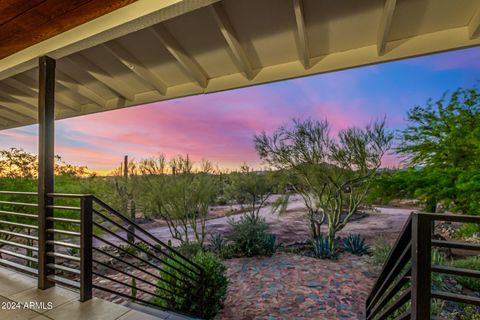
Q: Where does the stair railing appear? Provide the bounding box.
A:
[366,212,480,320]
[0,191,206,318]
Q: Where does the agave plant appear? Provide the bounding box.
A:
[312,237,334,259]
[262,233,278,256]
[208,232,226,254]
[343,234,369,256]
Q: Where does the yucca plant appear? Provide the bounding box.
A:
[312,237,334,259]
[343,234,369,256]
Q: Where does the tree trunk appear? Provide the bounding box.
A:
[327,224,336,254]
[425,196,437,213]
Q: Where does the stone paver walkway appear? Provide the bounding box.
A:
[217,253,376,320]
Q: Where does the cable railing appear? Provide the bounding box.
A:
[0,191,206,318]
[366,212,480,320]
[0,191,39,275]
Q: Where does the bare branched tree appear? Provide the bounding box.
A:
[255,118,392,251]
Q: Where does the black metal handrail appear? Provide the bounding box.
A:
[0,191,206,318]
[366,212,480,320]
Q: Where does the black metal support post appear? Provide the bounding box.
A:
[80,196,93,301]
[411,213,432,319]
[38,56,56,290]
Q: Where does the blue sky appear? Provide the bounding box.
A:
[1,46,479,173]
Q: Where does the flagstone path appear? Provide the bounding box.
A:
[217,252,376,320]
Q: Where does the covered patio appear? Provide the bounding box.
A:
[0,0,480,319]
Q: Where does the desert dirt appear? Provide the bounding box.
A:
[96,194,414,247]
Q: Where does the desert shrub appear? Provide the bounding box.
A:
[228,214,277,257]
[342,234,369,256]
[312,237,334,259]
[459,304,480,320]
[430,299,445,317]
[152,252,228,319]
[431,249,445,289]
[456,223,480,238]
[119,241,152,257]
[67,247,80,257]
[370,237,392,266]
[177,241,204,258]
[451,256,480,292]
[207,233,236,259]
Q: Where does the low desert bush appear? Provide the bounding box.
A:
[370,237,392,266]
[431,249,445,289]
[228,213,277,257]
[207,233,236,259]
[459,304,480,320]
[176,241,204,258]
[456,223,480,238]
[451,256,480,292]
[152,252,228,319]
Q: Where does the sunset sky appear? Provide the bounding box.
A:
[1,47,480,174]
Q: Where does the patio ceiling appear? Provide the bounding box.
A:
[0,0,479,130]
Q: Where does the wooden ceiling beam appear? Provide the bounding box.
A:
[0,106,27,123]
[0,100,36,120]
[469,7,480,39]
[149,24,209,88]
[0,116,10,126]
[0,81,37,108]
[210,3,254,80]
[293,0,310,69]
[102,41,167,95]
[67,54,135,101]
[377,0,397,56]
[14,72,84,112]
[56,70,106,107]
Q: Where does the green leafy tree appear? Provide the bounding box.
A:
[397,87,480,214]
[0,148,89,178]
[140,155,218,246]
[224,164,278,219]
[254,118,392,251]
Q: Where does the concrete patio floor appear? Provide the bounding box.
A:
[0,266,182,320]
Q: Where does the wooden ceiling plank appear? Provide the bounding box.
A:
[102,41,167,95]
[293,0,310,69]
[56,70,106,107]
[210,3,254,80]
[149,24,209,88]
[377,0,397,56]
[67,54,135,101]
[0,0,45,26]
[469,7,480,39]
[0,0,92,44]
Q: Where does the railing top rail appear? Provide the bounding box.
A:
[416,212,480,224]
[0,191,38,196]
